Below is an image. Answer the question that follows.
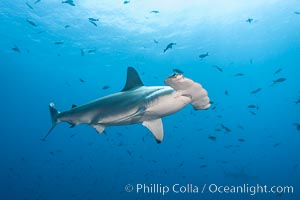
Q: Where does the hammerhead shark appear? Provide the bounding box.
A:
[45,67,210,143]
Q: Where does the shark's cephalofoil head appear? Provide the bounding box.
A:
[164,73,211,110]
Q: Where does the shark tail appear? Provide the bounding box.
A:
[41,102,60,141]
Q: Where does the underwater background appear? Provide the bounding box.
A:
[1,0,300,199]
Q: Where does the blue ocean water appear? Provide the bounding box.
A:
[1,0,300,199]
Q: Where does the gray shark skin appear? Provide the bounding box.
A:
[45,67,210,143]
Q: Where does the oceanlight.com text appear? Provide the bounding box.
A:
[124,183,294,196]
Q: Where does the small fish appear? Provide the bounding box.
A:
[221,124,231,132]
[225,90,229,96]
[211,106,216,110]
[273,142,281,148]
[296,99,300,104]
[238,138,245,142]
[79,78,86,83]
[273,68,282,75]
[294,11,300,15]
[293,123,300,131]
[248,105,259,110]
[163,42,176,53]
[150,10,159,14]
[199,52,209,59]
[246,18,253,23]
[200,164,207,168]
[64,25,70,28]
[173,68,183,74]
[153,39,158,44]
[272,78,286,85]
[179,161,184,167]
[237,125,244,130]
[250,88,262,94]
[34,0,41,4]
[87,49,96,53]
[12,45,20,53]
[102,85,110,90]
[88,18,99,22]
[212,65,223,72]
[123,0,130,4]
[208,136,217,141]
[26,2,34,10]
[62,0,75,6]
[80,49,84,56]
[54,41,64,45]
[126,150,132,156]
[249,110,256,115]
[89,20,97,26]
[214,128,222,132]
[26,19,37,27]
[234,73,244,77]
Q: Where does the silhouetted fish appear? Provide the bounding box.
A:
[296,99,300,104]
[250,88,262,94]
[79,78,86,83]
[294,11,300,15]
[221,124,231,132]
[293,123,300,131]
[273,68,282,75]
[248,105,259,110]
[64,25,70,28]
[249,110,256,115]
[12,45,20,53]
[80,49,84,56]
[273,142,281,148]
[208,136,216,141]
[54,41,64,45]
[87,49,96,53]
[126,150,132,156]
[179,161,184,167]
[163,42,176,53]
[234,73,244,76]
[199,52,209,59]
[62,0,75,6]
[34,0,41,4]
[88,18,99,22]
[200,164,207,168]
[225,90,229,96]
[246,18,253,23]
[272,78,286,85]
[150,10,159,14]
[153,39,158,44]
[102,85,110,90]
[89,20,97,26]
[213,65,223,72]
[173,68,183,74]
[238,138,245,142]
[123,0,130,4]
[26,2,34,10]
[26,19,37,27]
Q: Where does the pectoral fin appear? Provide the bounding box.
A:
[142,118,164,143]
[92,124,106,134]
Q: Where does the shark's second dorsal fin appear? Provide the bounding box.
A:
[121,67,144,91]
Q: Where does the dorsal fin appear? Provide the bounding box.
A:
[121,67,144,91]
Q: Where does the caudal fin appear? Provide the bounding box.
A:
[41,102,60,141]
